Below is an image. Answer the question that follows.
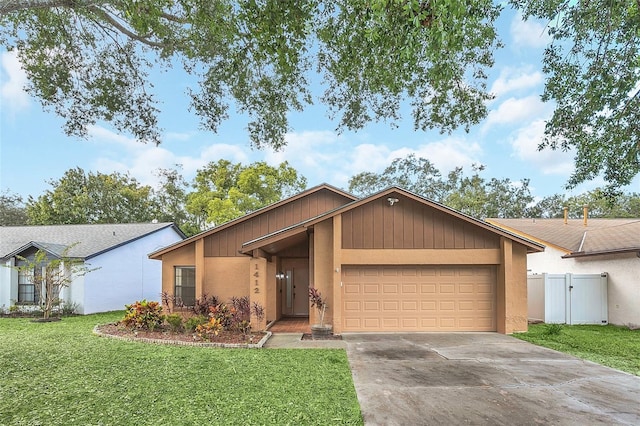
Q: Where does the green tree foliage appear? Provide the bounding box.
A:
[512,0,640,192]
[0,0,501,148]
[348,155,534,218]
[529,189,640,218]
[0,190,29,225]
[348,154,448,201]
[151,167,199,235]
[186,160,307,228]
[26,167,156,224]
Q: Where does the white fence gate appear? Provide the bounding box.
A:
[528,273,608,325]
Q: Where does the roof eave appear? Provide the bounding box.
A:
[563,247,640,258]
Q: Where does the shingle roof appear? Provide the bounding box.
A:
[486,218,640,257]
[0,223,183,260]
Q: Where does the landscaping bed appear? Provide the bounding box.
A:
[95,323,269,347]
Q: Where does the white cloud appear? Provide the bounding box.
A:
[510,11,551,49]
[490,66,544,99]
[509,119,574,175]
[88,125,249,189]
[1,51,29,112]
[484,95,548,130]
[339,137,482,184]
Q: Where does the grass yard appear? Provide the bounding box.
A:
[514,323,640,376]
[0,312,362,425]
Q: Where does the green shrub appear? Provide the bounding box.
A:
[195,317,223,341]
[165,314,184,332]
[61,301,80,316]
[121,300,165,331]
[185,315,208,331]
[543,323,564,336]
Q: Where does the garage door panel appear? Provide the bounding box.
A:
[383,300,399,311]
[383,284,398,294]
[402,284,417,294]
[342,265,496,332]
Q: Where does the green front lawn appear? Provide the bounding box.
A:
[514,323,640,376]
[0,312,362,425]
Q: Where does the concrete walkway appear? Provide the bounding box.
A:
[344,333,640,425]
[263,332,346,349]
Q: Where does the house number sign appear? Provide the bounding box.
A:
[254,263,260,294]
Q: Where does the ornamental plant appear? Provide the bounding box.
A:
[195,317,223,341]
[121,300,164,331]
[309,287,327,327]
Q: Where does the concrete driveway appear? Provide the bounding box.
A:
[343,333,640,425]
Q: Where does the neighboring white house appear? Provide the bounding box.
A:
[487,217,640,327]
[0,223,186,314]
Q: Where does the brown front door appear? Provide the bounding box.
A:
[281,258,309,317]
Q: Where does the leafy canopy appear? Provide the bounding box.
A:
[186,160,307,228]
[26,167,157,224]
[511,0,640,192]
[0,0,501,148]
[348,154,535,219]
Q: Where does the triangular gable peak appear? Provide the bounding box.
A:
[329,188,540,252]
[150,184,356,259]
[242,187,544,254]
[5,242,69,262]
[341,191,500,250]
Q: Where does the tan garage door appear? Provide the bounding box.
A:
[342,265,496,332]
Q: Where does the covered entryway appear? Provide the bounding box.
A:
[342,265,496,332]
[280,258,310,317]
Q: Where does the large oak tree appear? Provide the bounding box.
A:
[2,1,639,190]
[0,0,500,148]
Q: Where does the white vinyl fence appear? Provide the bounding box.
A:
[528,273,608,325]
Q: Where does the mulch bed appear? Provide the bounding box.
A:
[95,323,267,347]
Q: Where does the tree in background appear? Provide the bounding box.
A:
[348,154,448,201]
[529,189,640,219]
[348,156,534,219]
[186,160,307,229]
[151,167,200,236]
[0,190,29,225]
[26,168,156,224]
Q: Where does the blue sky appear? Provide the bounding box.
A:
[1,7,639,204]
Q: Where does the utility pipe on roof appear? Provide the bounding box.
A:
[563,206,568,225]
[583,205,588,227]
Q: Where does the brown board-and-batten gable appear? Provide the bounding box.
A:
[240,186,544,256]
[204,185,354,257]
[342,193,500,250]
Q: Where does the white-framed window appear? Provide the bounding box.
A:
[175,266,196,306]
[17,268,37,304]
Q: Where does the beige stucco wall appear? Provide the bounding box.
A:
[527,247,640,327]
[313,219,335,328]
[203,257,251,301]
[508,243,529,333]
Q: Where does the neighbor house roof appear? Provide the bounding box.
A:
[240,186,545,255]
[485,218,640,258]
[0,223,185,260]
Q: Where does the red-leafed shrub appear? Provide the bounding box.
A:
[121,300,165,331]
